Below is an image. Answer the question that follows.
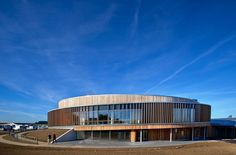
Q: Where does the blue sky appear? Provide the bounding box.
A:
[0,0,236,122]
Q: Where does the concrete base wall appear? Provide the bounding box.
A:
[55,129,77,142]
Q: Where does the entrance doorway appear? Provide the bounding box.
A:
[136,130,148,141]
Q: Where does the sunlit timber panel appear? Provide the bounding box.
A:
[58,94,199,108]
[73,122,211,131]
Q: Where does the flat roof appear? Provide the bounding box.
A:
[211,118,236,127]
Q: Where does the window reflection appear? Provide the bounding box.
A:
[73,103,196,125]
[78,103,142,125]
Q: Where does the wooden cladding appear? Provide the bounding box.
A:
[130,130,136,142]
[73,123,210,131]
[148,129,170,140]
[48,108,72,126]
[48,102,211,127]
[59,94,198,108]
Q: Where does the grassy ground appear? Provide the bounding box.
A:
[22,129,69,142]
[0,140,235,155]
[2,134,37,145]
[0,130,9,135]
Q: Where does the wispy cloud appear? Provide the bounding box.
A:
[203,49,236,72]
[0,2,117,103]
[0,100,53,111]
[34,86,61,103]
[174,90,236,97]
[76,4,116,37]
[130,0,142,38]
[0,109,45,119]
[145,35,236,93]
[0,80,33,96]
[0,78,68,103]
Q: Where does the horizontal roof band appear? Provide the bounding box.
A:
[58,94,200,109]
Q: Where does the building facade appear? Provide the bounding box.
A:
[48,94,211,142]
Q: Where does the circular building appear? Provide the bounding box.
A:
[48,94,211,142]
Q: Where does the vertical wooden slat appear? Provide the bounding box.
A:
[48,98,211,128]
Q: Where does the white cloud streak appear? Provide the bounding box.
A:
[130,0,142,38]
[0,109,45,118]
[145,35,236,93]
[0,3,117,103]
[174,90,236,97]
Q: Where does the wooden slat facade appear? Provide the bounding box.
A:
[48,102,211,127]
[58,94,199,108]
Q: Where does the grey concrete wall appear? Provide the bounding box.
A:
[55,129,76,142]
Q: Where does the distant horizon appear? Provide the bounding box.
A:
[0,0,236,122]
[0,121,47,124]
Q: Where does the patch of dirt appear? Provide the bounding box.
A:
[22,129,68,142]
[0,141,236,155]
[2,134,37,145]
[0,131,9,135]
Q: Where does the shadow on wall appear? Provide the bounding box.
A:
[54,129,77,142]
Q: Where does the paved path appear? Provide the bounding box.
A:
[0,132,219,148]
[0,134,59,147]
[0,134,39,147]
[17,131,46,145]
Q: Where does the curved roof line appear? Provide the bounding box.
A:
[58,94,197,103]
[57,94,206,109]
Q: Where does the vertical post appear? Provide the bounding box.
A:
[109,130,111,141]
[225,128,227,138]
[140,130,142,142]
[234,127,236,138]
[91,130,93,140]
[234,126,236,138]
[203,127,206,140]
[192,128,194,141]
[170,128,173,142]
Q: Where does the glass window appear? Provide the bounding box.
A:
[98,105,109,124]
[76,103,144,125]
[114,104,120,110]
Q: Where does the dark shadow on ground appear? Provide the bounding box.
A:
[223,139,236,144]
